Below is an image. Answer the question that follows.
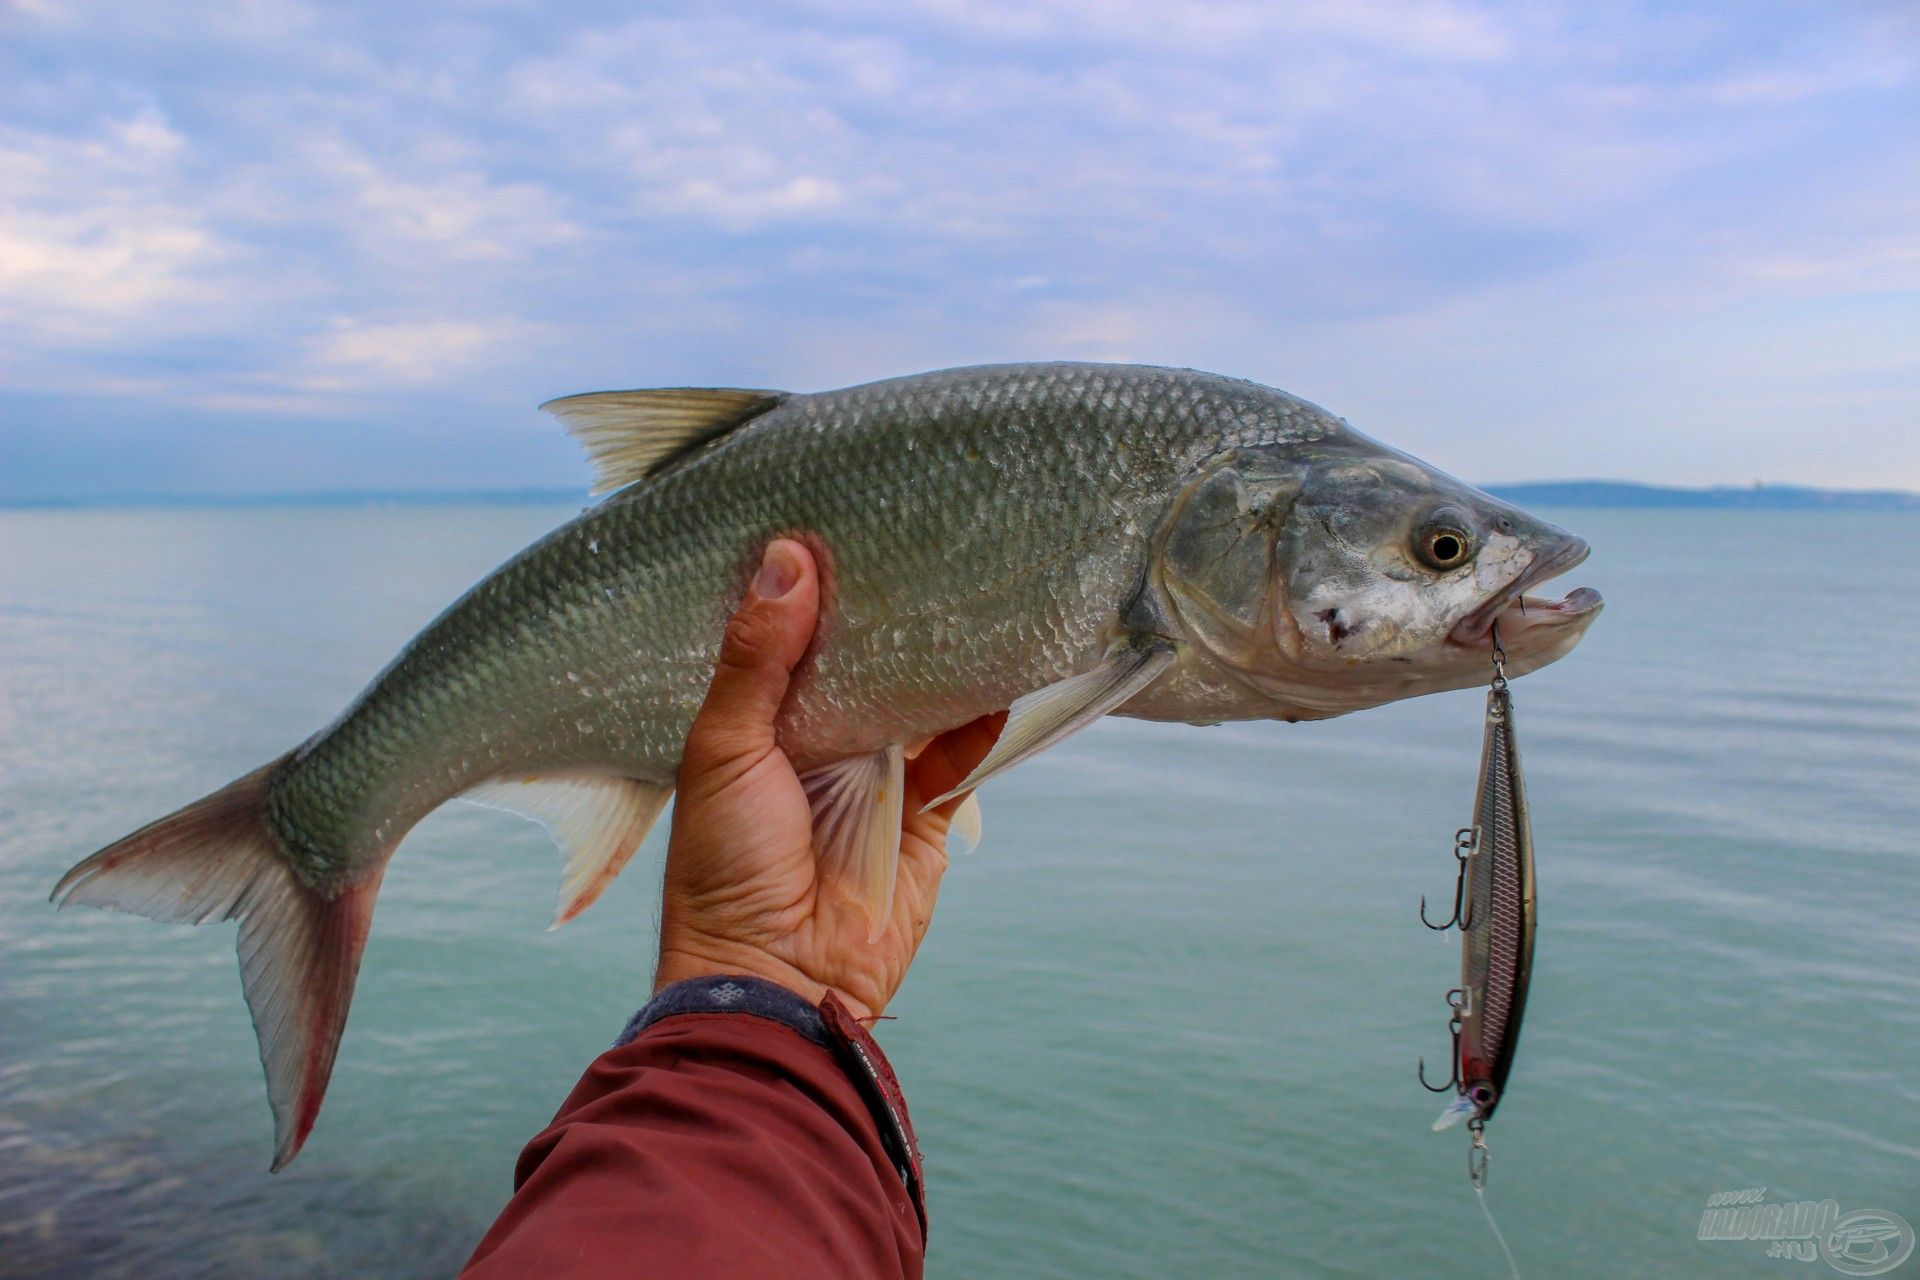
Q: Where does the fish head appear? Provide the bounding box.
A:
[1155,438,1602,718]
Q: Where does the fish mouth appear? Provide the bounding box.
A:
[1449,537,1601,648]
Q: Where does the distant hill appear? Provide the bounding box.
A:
[1483,481,1920,511]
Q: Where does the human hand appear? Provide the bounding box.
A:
[656,538,1004,1021]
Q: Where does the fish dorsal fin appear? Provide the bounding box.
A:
[465,772,674,927]
[540,388,786,494]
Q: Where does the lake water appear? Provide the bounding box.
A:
[1,505,1915,1279]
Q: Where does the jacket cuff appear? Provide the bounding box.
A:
[616,974,828,1048]
[619,975,928,1239]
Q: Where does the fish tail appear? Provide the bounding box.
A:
[50,756,382,1172]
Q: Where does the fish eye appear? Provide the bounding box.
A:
[1415,511,1477,571]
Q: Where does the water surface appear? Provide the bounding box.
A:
[2,506,1914,1278]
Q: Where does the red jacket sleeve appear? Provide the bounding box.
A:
[461,978,926,1280]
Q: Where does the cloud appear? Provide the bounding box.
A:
[298,134,582,262]
[822,0,1516,62]
[0,111,222,340]
[296,318,532,392]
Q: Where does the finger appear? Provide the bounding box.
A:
[905,710,1007,812]
[680,539,820,783]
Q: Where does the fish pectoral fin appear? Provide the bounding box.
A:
[924,637,1176,810]
[946,792,983,855]
[465,773,673,928]
[800,746,906,942]
[540,388,787,493]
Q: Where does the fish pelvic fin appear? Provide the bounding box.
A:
[51,758,382,1172]
[947,792,983,855]
[924,638,1176,810]
[464,773,673,928]
[801,746,906,943]
[540,388,787,493]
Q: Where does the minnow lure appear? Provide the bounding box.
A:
[1419,629,1536,1190]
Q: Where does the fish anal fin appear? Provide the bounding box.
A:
[540,388,786,493]
[801,746,905,942]
[51,758,383,1171]
[465,773,672,928]
[925,638,1175,809]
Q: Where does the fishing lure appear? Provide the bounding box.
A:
[1418,627,1537,1189]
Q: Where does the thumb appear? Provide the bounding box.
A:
[682,538,820,779]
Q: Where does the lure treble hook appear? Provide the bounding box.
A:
[1417,988,1467,1092]
[1420,827,1479,930]
[1415,1052,1458,1093]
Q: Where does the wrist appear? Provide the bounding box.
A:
[655,935,813,1000]
[655,935,877,1023]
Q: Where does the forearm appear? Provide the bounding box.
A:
[461,976,926,1280]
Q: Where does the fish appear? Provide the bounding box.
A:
[1429,647,1536,1145]
[51,361,1603,1168]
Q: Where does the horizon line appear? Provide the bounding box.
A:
[2,478,1917,512]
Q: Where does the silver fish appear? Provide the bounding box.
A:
[51,362,1603,1167]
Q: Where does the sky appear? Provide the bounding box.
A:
[2,0,1915,501]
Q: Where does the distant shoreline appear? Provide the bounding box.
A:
[3,480,1916,512]
[1483,481,1920,511]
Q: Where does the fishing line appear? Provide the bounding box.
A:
[1474,1182,1522,1280]
[1467,1123,1521,1278]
